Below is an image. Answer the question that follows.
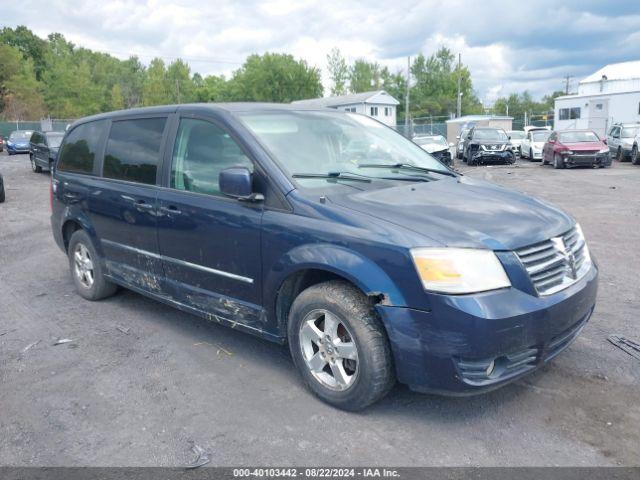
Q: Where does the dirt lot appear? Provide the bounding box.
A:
[0,152,639,467]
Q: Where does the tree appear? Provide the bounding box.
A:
[0,25,48,80]
[349,59,382,93]
[142,58,169,106]
[166,59,195,103]
[110,84,125,110]
[0,44,45,120]
[228,53,322,102]
[409,47,482,118]
[326,47,349,96]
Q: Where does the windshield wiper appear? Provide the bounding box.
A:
[358,163,457,177]
[292,172,371,182]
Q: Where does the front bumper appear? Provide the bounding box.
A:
[377,264,598,395]
[563,153,611,167]
[470,150,514,164]
[7,144,29,153]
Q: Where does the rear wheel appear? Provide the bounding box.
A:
[288,280,395,411]
[68,230,117,301]
[0,176,5,203]
[631,145,639,165]
[553,153,565,169]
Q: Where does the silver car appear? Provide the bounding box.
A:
[607,123,640,162]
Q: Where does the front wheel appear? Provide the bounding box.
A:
[553,153,565,169]
[30,155,42,173]
[288,281,395,411]
[631,145,639,165]
[68,230,117,301]
[616,148,625,162]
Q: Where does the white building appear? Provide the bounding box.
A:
[554,60,640,136]
[292,90,400,126]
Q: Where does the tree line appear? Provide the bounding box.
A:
[0,25,560,124]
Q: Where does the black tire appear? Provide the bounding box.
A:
[553,153,565,169]
[287,280,395,411]
[0,180,5,203]
[632,145,639,165]
[30,154,42,173]
[68,230,117,301]
[529,148,534,161]
[8,151,13,156]
[616,148,625,162]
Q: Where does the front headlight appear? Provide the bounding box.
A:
[563,150,574,155]
[598,148,609,154]
[410,248,511,294]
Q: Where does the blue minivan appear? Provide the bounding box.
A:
[51,104,598,410]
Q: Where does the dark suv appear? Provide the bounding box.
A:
[29,130,65,173]
[463,127,515,165]
[51,104,598,410]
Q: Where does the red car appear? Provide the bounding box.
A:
[542,129,611,169]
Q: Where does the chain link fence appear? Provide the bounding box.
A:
[0,119,74,139]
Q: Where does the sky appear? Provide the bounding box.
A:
[2,0,640,105]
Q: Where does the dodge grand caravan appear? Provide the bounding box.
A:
[51,104,598,410]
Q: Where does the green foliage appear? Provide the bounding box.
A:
[327,47,349,95]
[491,90,563,117]
[0,43,45,118]
[227,52,322,102]
[349,59,382,93]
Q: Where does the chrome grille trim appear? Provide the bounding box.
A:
[515,226,591,296]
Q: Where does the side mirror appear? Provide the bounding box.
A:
[219,167,263,202]
[449,142,454,148]
[456,135,460,140]
[602,138,607,145]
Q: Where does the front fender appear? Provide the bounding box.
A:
[264,243,408,308]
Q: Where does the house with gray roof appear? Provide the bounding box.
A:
[292,90,400,126]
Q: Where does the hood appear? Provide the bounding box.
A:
[562,141,605,151]
[420,143,449,154]
[328,176,573,250]
[510,139,523,146]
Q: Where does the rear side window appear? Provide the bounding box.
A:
[103,118,166,185]
[57,121,107,174]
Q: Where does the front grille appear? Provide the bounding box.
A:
[515,226,591,296]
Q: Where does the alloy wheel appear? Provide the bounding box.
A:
[73,243,95,288]
[299,309,359,391]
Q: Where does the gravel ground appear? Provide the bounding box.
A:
[0,152,638,467]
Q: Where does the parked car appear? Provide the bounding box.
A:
[630,130,640,165]
[29,130,65,173]
[0,135,4,152]
[51,104,598,410]
[455,128,470,159]
[521,129,552,161]
[606,123,640,162]
[0,173,4,203]
[6,130,33,155]
[462,127,515,165]
[506,130,525,156]
[542,130,611,169]
[413,134,453,166]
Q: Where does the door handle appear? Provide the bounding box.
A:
[63,192,82,203]
[134,201,154,212]
[159,205,182,216]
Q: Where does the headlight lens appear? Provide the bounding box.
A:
[563,150,574,155]
[410,248,511,294]
[598,147,609,154]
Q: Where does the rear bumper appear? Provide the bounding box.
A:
[377,264,598,395]
[7,145,29,153]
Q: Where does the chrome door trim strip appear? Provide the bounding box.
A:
[101,239,254,284]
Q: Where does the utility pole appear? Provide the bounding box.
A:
[456,53,462,118]
[176,79,181,103]
[405,56,410,135]
[563,75,573,95]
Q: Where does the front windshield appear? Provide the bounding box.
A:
[559,131,600,143]
[473,129,508,141]
[9,131,31,141]
[508,131,525,139]
[47,133,64,148]
[239,111,450,183]
[621,126,639,138]
[414,135,447,146]
[532,131,551,142]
